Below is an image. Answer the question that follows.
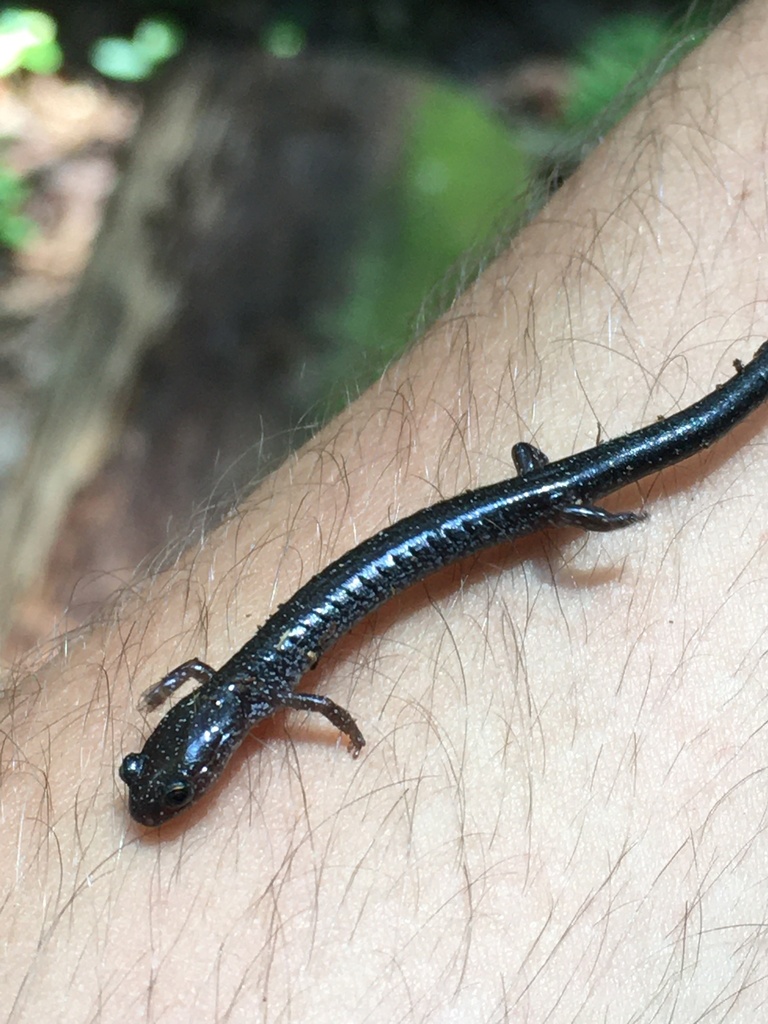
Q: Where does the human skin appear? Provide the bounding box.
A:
[4,2,768,1021]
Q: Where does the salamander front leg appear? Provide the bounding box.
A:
[140,658,216,710]
[281,692,366,755]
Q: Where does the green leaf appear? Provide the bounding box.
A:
[90,38,154,81]
[133,18,183,63]
[90,17,184,81]
[0,7,61,76]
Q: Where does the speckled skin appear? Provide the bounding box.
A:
[120,343,768,826]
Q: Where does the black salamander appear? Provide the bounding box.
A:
[120,343,768,825]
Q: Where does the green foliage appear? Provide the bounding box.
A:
[0,165,34,248]
[325,81,531,405]
[324,9,723,409]
[0,8,61,76]
[90,16,184,81]
[261,19,306,58]
[0,9,61,249]
[561,13,708,131]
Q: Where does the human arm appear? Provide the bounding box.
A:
[4,2,768,1020]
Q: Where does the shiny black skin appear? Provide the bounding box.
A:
[120,685,246,826]
[120,343,768,826]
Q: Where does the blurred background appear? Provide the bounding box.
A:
[0,0,735,658]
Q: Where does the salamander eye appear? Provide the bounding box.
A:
[162,779,193,810]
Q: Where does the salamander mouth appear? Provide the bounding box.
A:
[128,795,167,827]
[120,754,189,826]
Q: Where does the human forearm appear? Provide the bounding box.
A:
[5,2,768,1020]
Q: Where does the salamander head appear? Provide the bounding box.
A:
[120,686,246,826]
[119,751,195,826]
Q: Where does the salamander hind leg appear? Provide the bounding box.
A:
[281,692,366,755]
[554,503,647,532]
[512,442,550,476]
